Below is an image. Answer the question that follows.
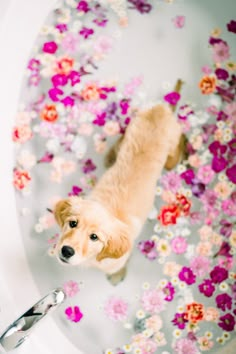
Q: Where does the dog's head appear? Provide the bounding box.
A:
[54,197,131,265]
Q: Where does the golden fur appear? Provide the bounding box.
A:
[54,104,183,278]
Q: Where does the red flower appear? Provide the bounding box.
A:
[185,302,204,324]
[13,168,31,190]
[157,204,180,226]
[176,194,191,216]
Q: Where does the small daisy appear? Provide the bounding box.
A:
[173,329,182,338]
[171,277,180,286]
[223,332,230,340]
[205,331,213,339]
[142,282,150,290]
[158,279,168,289]
[123,344,132,352]
[219,282,229,291]
[216,337,225,345]
[136,309,145,319]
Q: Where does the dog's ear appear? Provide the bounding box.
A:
[54,199,71,227]
[96,220,131,261]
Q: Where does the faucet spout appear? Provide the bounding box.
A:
[0,288,66,352]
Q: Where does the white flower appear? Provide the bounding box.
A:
[35,223,44,233]
[17,150,36,169]
[70,136,87,159]
[46,138,60,153]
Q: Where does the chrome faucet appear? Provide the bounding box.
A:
[0,288,66,352]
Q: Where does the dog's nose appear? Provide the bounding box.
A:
[61,245,75,259]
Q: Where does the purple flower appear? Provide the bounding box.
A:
[198,279,215,297]
[218,313,235,332]
[164,91,181,106]
[178,267,196,285]
[128,0,152,14]
[215,68,229,80]
[211,155,228,173]
[220,219,233,237]
[68,185,83,197]
[163,282,175,301]
[191,181,206,197]
[77,0,90,13]
[42,41,58,54]
[216,293,232,311]
[180,169,195,185]
[172,312,188,329]
[82,159,96,174]
[138,240,158,260]
[208,141,227,155]
[227,20,236,33]
[214,241,232,258]
[228,138,236,153]
[79,27,94,39]
[226,164,236,184]
[210,265,228,284]
[217,110,228,121]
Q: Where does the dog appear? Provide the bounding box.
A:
[54,104,184,284]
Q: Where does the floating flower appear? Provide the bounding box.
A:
[145,314,163,332]
[12,124,33,144]
[157,204,180,226]
[161,171,182,193]
[199,75,216,95]
[212,41,230,63]
[104,296,128,322]
[42,41,58,54]
[185,302,204,324]
[55,56,74,75]
[128,0,152,14]
[178,266,196,285]
[227,20,236,33]
[210,265,228,284]
[163,282,175,301]
[77,0,90,13]
[197,164,215,184]
[172,312,188,330]
[141,289,166,314]
[81,83,101,101]
[174,337,198,354]
[65,306,83,323]
[215,68,229,80]
[138,240,158,260]
[215,293,232,311]
[198,279,215,297]
[226,164,236,184]
[40,104,59,122]
[189,256,210,277]
[171,236,187,254]
[218,313,235,332]
[82,159,96,174]
[164,91,181,106]
[63,280,79,297]
[79,26,94,39]
[172,15,186,29]
[13,168,31,190]
[68,185,83,197]
[198,336,214,351]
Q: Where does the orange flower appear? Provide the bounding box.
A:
[12,124,32,143]
[185,302,204,324]
[81,83,101,101]
[176,194,191,216]
[157,204,181,226]
[55,56,74,75]
[199,75,216,95]
[40,104,58,123]
[13,168,31,190]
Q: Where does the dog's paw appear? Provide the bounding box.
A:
[106,266,127,286]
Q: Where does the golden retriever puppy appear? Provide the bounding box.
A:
[54,104,183,283]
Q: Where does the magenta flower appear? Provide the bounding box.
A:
[68,185,83,197]
[209,141,227,156]
[68,70,81,86]
[210,265,228,284]
[218,313,235,332]
[219,219,233,237]
[215,68,229,80]
[171,236,187,254]
[65,306,83,323]
[104,296,128,321]
[174,337,198,354]
[216,293,232,311]
[172,15,186,29]
[226,164,236,184]
[55,23,68,33]
[42,41,58,54]
[82,159,96,174]
[212,41,230,63]
[214,241,232,258]
[172,312,188,329]
[61,96,75,107]
[180,169,195,185]
[178,267,196,285]
[198,279,215,297]
[38,152,54,163]
[138,240,158,260]
[79,27,94,39]
[77,0,90,13]
[63,280,79,297]
[211,155,228,173]
[28,58,40,71]
[48,87,63,102]
[227,20,236,33]
[164,91,181,106]
[141,289,166,314]
[93,112,106,126]
[128,0,152,14]
[163,282,175,301]
[52,74,68,87]
[190,256,210,277]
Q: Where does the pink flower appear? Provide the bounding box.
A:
[161,171,182,193]
[61,33,80,54]
[13,168,31,190]
[225,102,236,122]
[63,280,79,297]
[201,65,212,75]
[212,41,230,63]
[141,289,165,314]
[171,236,187,254]
[197,165,215,184]
[172,15,186,29]
[190,256,210,277]
[222,199,236,216]
[42,41,58,54]
[94,36,113,55]
[174,338,198,354]
[12,124,33,143]
[104,296,128,321]
[65,306,83,323]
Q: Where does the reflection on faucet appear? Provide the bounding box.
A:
[0,288,66,352]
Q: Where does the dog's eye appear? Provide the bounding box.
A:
[90,233,98,241]
[69,220,78,228]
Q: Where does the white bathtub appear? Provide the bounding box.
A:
[0,0,235,353]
